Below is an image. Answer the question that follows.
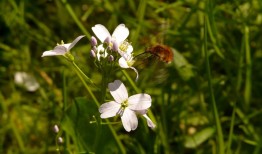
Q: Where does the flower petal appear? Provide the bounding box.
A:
[130,67,139,81]
[99,101,121,118]
[121,109,138,132]
[142,114,156,128]
[92,24,111,43]
[118,57,129,68]
[62,43,71,50]
[68,35,85,51]
[126,45,133,54]
[128,94,152,110]
[112,24,129,44]
[109,80,128,103]
[41,45,67,57]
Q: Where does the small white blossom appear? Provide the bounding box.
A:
[14,72,40,92]
[92,24,129,44]
[91,24,132,53]
[99,80,153,132]
[119,53,139,81]
[42,35,85,57]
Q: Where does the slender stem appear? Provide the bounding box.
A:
[72,61,98,89]
[244,26,251,109]
[204,12,224,154]
[72,61,99,106]
[122,70,140,92]
[60,0,90,38]
[100,69,108,102]
[206,11,224,59]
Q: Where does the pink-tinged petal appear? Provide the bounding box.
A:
[99,101,121,118]
[109,80,128,103]
[112,24,129,44]
[53,45,68,53]
[92,24,111,43]
[135,109,147,115]
[142,114,156,128]
[128,94,151,110]
[62,43,71,50]
[41,45,66,57]
[121,109,138,132]
[68,35,85,51]
[119,57,129,68]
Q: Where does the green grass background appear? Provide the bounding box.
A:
[1,0,262,153]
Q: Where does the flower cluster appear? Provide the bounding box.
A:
[91,24,138,81]
[42,24,155,132]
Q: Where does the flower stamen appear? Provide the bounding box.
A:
[119,40,130,52]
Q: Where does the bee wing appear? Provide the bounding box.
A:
[133,52,157,69]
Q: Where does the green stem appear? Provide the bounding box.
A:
[204,13,224,154]
[244,26,251,109]
[72,61,99,105]
[60,0,90,38]
[206,10,224,59]
[72,61,98,89]
[71,62,126,154]
[122,70,140,92]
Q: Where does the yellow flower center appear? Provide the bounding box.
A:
[121,100,128,108]
[119,40,130,52]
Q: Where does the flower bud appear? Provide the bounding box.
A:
[108,55,114,62]
[90,50,96,58]
[112,40,119,52]
[104,36,111,45]
[53,125,59,133]
[90,36,97,46]
[92,46,97,52]
[58,137,63,144]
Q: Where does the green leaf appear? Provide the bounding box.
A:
[172,48,195,81]
[184,127,215,148]
[61,97,118,153]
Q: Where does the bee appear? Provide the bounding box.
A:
[144,44,173,63]
[133,44,173,84]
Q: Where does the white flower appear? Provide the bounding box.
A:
[119,53,139,81]
[42,35,85,57]
[99,80,153,132]
[14,72,40,92]
[91,24,132,53]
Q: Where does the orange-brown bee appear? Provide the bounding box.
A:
[145,44,173,63]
